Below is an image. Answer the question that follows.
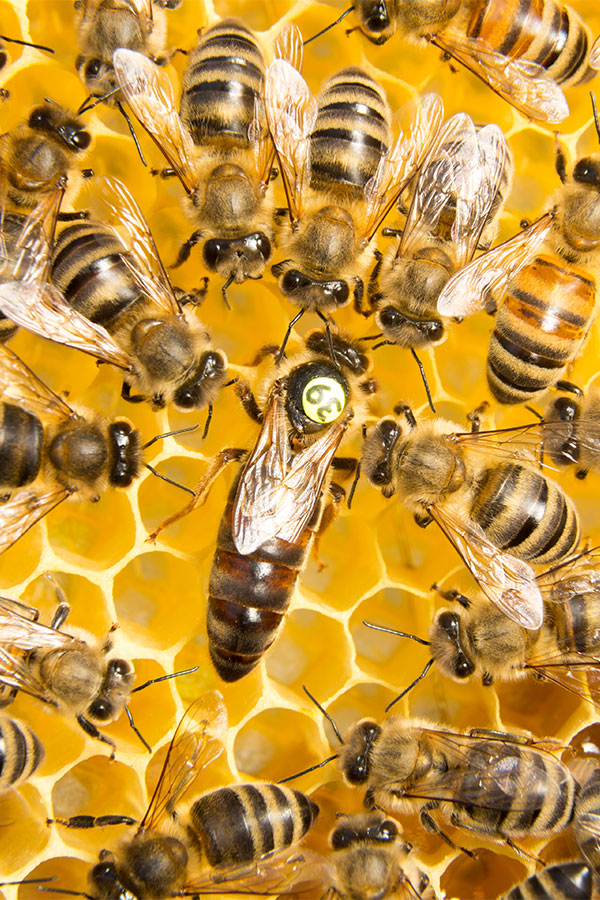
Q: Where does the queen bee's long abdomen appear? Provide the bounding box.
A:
[206,474,323,682]
[487,253,597,405]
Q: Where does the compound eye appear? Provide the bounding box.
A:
[302,376,346,424]
[367,2,389,31]
[29,106,50,128]
[112,465,133,488]
[427,320,444,341]
[573,158,600,187]
[455,654,475,678]
[88,698,113,721]
[91,861,119,890]
[175,388,196,409]
[378,819,398,841]
[346,756,369,784]
[437,610,460,638]
[371,461,390,486]
[552,396,578,422]
[108,658,131,681]
[203,239,228,270]
[281,269,311,293]
[324,280,349,305]
[379,305,402,328]
[331,825,354,850]
[85,58,102,79]
[71,128,91,150]
[246,232,271,261]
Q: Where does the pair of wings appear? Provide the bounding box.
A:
[0,175,186,376]
[397,111,510,274]
[391,726,571,813]
[0,595,83,705]
[233,381,352,555]
[0,343,86,555]
[264,57,444,238]
[112,24,304,197]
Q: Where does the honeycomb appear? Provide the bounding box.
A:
[1,0,600,898]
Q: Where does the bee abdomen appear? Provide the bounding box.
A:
[189,784,319,868]
[0,402,43,488]
[180,19,264,146]
[0,715,44,788]
[575,771,600,876]
[488,256,596,405]
[556,591,600,655]
[51,222,140,327]
[309,68,390,195]
[501,863,592,900]
[471,462,579,565]
[465,0,592,87]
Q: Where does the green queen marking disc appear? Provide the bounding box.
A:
[302,377,346,424]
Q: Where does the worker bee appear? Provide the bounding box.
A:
[112,20,302,302]
[574,767,600,883]
[0,714,44,791]
[0,176,228,414]
[149,330,375,681]
[539,383,600,479]
[52,694,320,899]
[336,717,578,855]
[365,111,511,407]
[501,862,591,900]
[436,105,600,407]
[360,405,583,630]
[264,57,443,353]
[308,0,596,123]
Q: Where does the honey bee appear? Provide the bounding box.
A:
[336,717,578,856]
[359,404,584,629]
[501,862,591,900]
[53,694,321,899]
[436,111,600,407]
[539,383,600,479]
[574,767,600,883]
[112,21,302,302]
[149,330,376,682]
[0,713,44,791]
[264,57,443,353]
[308,0,596,122]
[365,111,511,407]
[0,177,228,414]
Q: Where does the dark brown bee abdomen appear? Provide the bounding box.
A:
[189,783,318,868]
[466,0,593,87]
[309,68,391,196]
[502,862,592,900]
[552,589,600,656]
[51,221,140,328]
[0,715,44,788]
[207,476,319,682]
[575,770,600,877]
[0,402,43,488]
[470,462,580,565]
[487,255,596,405]
[179,19,265,147]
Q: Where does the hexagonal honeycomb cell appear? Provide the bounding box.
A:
[1,0,600,898]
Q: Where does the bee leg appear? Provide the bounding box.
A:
[0,595,40,620]
[576,468,589,479]
[171,230,203,268]
[247,344,280,368]
[146,447,246,542]
[50,600,70,631]
[554,134,568,184]
[150,166,177,178]
[430,585,471,609]
[175,278,209,307]
[554,379,583,396]
[420,802,476,858]
[502,836,543,864]
[352,278,366,316]
[57,210,89,222]
[47,813,137,828]
[76,715,117,760]
[121,381,146,404]
[234,379,264,424]
[414,511,433,528]
[467,401,489,433]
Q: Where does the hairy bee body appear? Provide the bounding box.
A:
[501,862,591,900]
[0,714,44,790]
[542,385,600,476]
[574,769,600,881]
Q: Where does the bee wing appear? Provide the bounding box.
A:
[0,281,134,372]
[113,49,198,195]
[0,342,76,423]
[451,422,548,467]
[0,596,76,650]
[403,728,571,812]
[95,176,183,318]
[591,36,600,69]
[577,811,600,839]
[187,848,330,896]
[265,58,318,223]
[0,184,64,284]
[538,546,600,590]
[130,0,153,27]
[0,487,69,556]
[432,32,569,123]
[428,502,543,630]
[233,386,350,555]
[273,21,304,72]
[437,211,555,318]
[524,651,600,707]
[0,645,54,703]
[141,692,227,832]
[362,92,444,242]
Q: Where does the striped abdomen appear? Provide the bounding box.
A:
[470,462,580,565]
[0,401,43,490]
[309,68,391,197]
[179,19,265,147]
[465,0,593,87]
[487,254,596,405]
[207,475,321,682]
[457,739,576,838]
[501,863,591,900]
[189,784,319,868]
[0,715,44,789]
[551,589,600,657]
[574,770,600,878]
[51,220,140,329]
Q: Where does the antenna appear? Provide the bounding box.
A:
[363,621,431,646]
[385,658,435,713]
[303,7,354,46]
[124,665,199,753]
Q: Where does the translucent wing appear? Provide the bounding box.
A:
[187,848,330,896]
[113,49,198,195]
[233,383,350,554]
[591,36,600,69]
[265,58,318,223]
[0,597,77,651]
[140,692,227,833]
[0,487,69,555]
[0,645,53,703]
[428,502,543,629]
[437,211,555,317]
[524,650,600,708]
[0,281,134,371]
[273,21,304,72]
[95,176,182,318]
[362,92,444,242]
[400,727,571,810]
[433,32,569,123]
[0,184,64,284]
[0,343,76,423]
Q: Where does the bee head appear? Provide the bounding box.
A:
[173,350,227,411]
[108,421,143,487]
[203,231,272,282]
[87,657,135,723]
[361,416,404,498]
[28,101,91,151]
[542,393,581,467]
[429,609,475,681]
[76,54,118,102]
[274,265,351,313]
[353,0,394,43]
[340,718,382,785]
